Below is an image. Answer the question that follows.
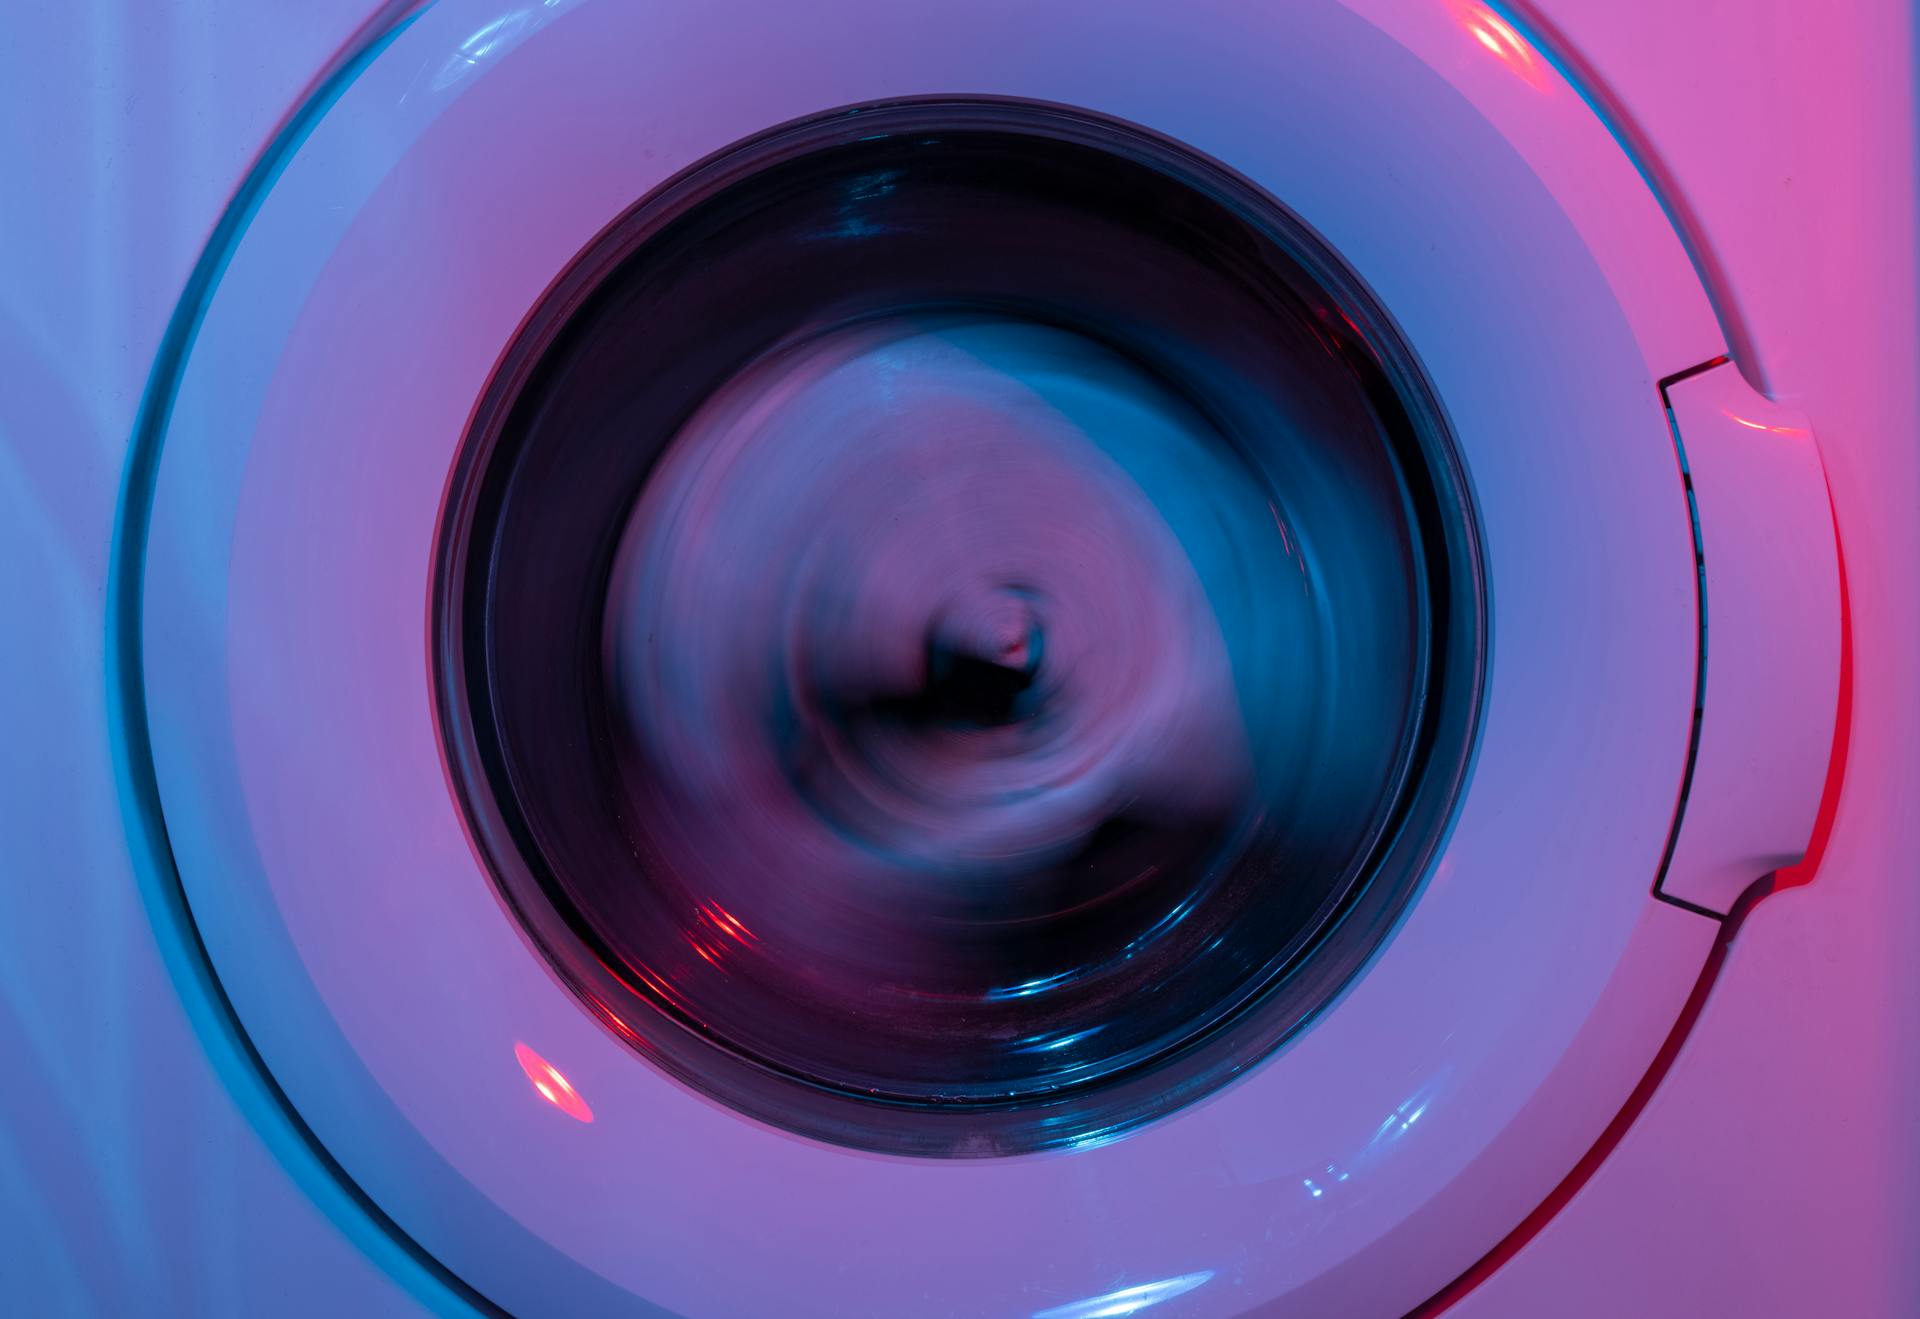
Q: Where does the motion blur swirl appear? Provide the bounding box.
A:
[436,100,1483,1155]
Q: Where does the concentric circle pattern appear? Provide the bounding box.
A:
[436,100,1481,1155]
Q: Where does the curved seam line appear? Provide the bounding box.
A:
[1395,359,1735,1316]
[1402,874,1771,1317]
[1649,362,1719,910]
[1492,1,1767,393]
[105,3,511,1314]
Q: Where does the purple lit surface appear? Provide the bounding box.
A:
[0,0,1911,1316]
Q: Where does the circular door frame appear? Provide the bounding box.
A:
[130,1,1731,1315]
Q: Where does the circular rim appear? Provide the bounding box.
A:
[432,95,1487,1157]
[127,1,1727,1313]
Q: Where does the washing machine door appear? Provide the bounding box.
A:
[126,0,1840,1314]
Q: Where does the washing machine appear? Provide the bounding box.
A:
[2,1,1914,1315]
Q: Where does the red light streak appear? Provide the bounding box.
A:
[702,900,757,943]
[1722,409,1810,437]
[514,1041,594,1123]
[1774,494,1852,890]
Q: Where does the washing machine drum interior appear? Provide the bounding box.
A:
[439,98,1482,1157]
[132,2,1838,1315]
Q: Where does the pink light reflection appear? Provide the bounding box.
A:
[1723,409,1811,438]
[1448,1,1552,91]
[514,1041,594,1123]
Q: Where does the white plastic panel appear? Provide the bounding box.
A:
[1660,364,1842,915]
[135,1,1730,1315]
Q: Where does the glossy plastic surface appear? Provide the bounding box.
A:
[0,0,469,1313]
[135,0,1734,1314]
[1661,364,1841,916]
[1448,1,1919,1311]
[4,0,1905,1315]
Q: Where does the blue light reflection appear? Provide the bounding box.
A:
[429,0,581,91]
[1032,1271,1215,1319]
